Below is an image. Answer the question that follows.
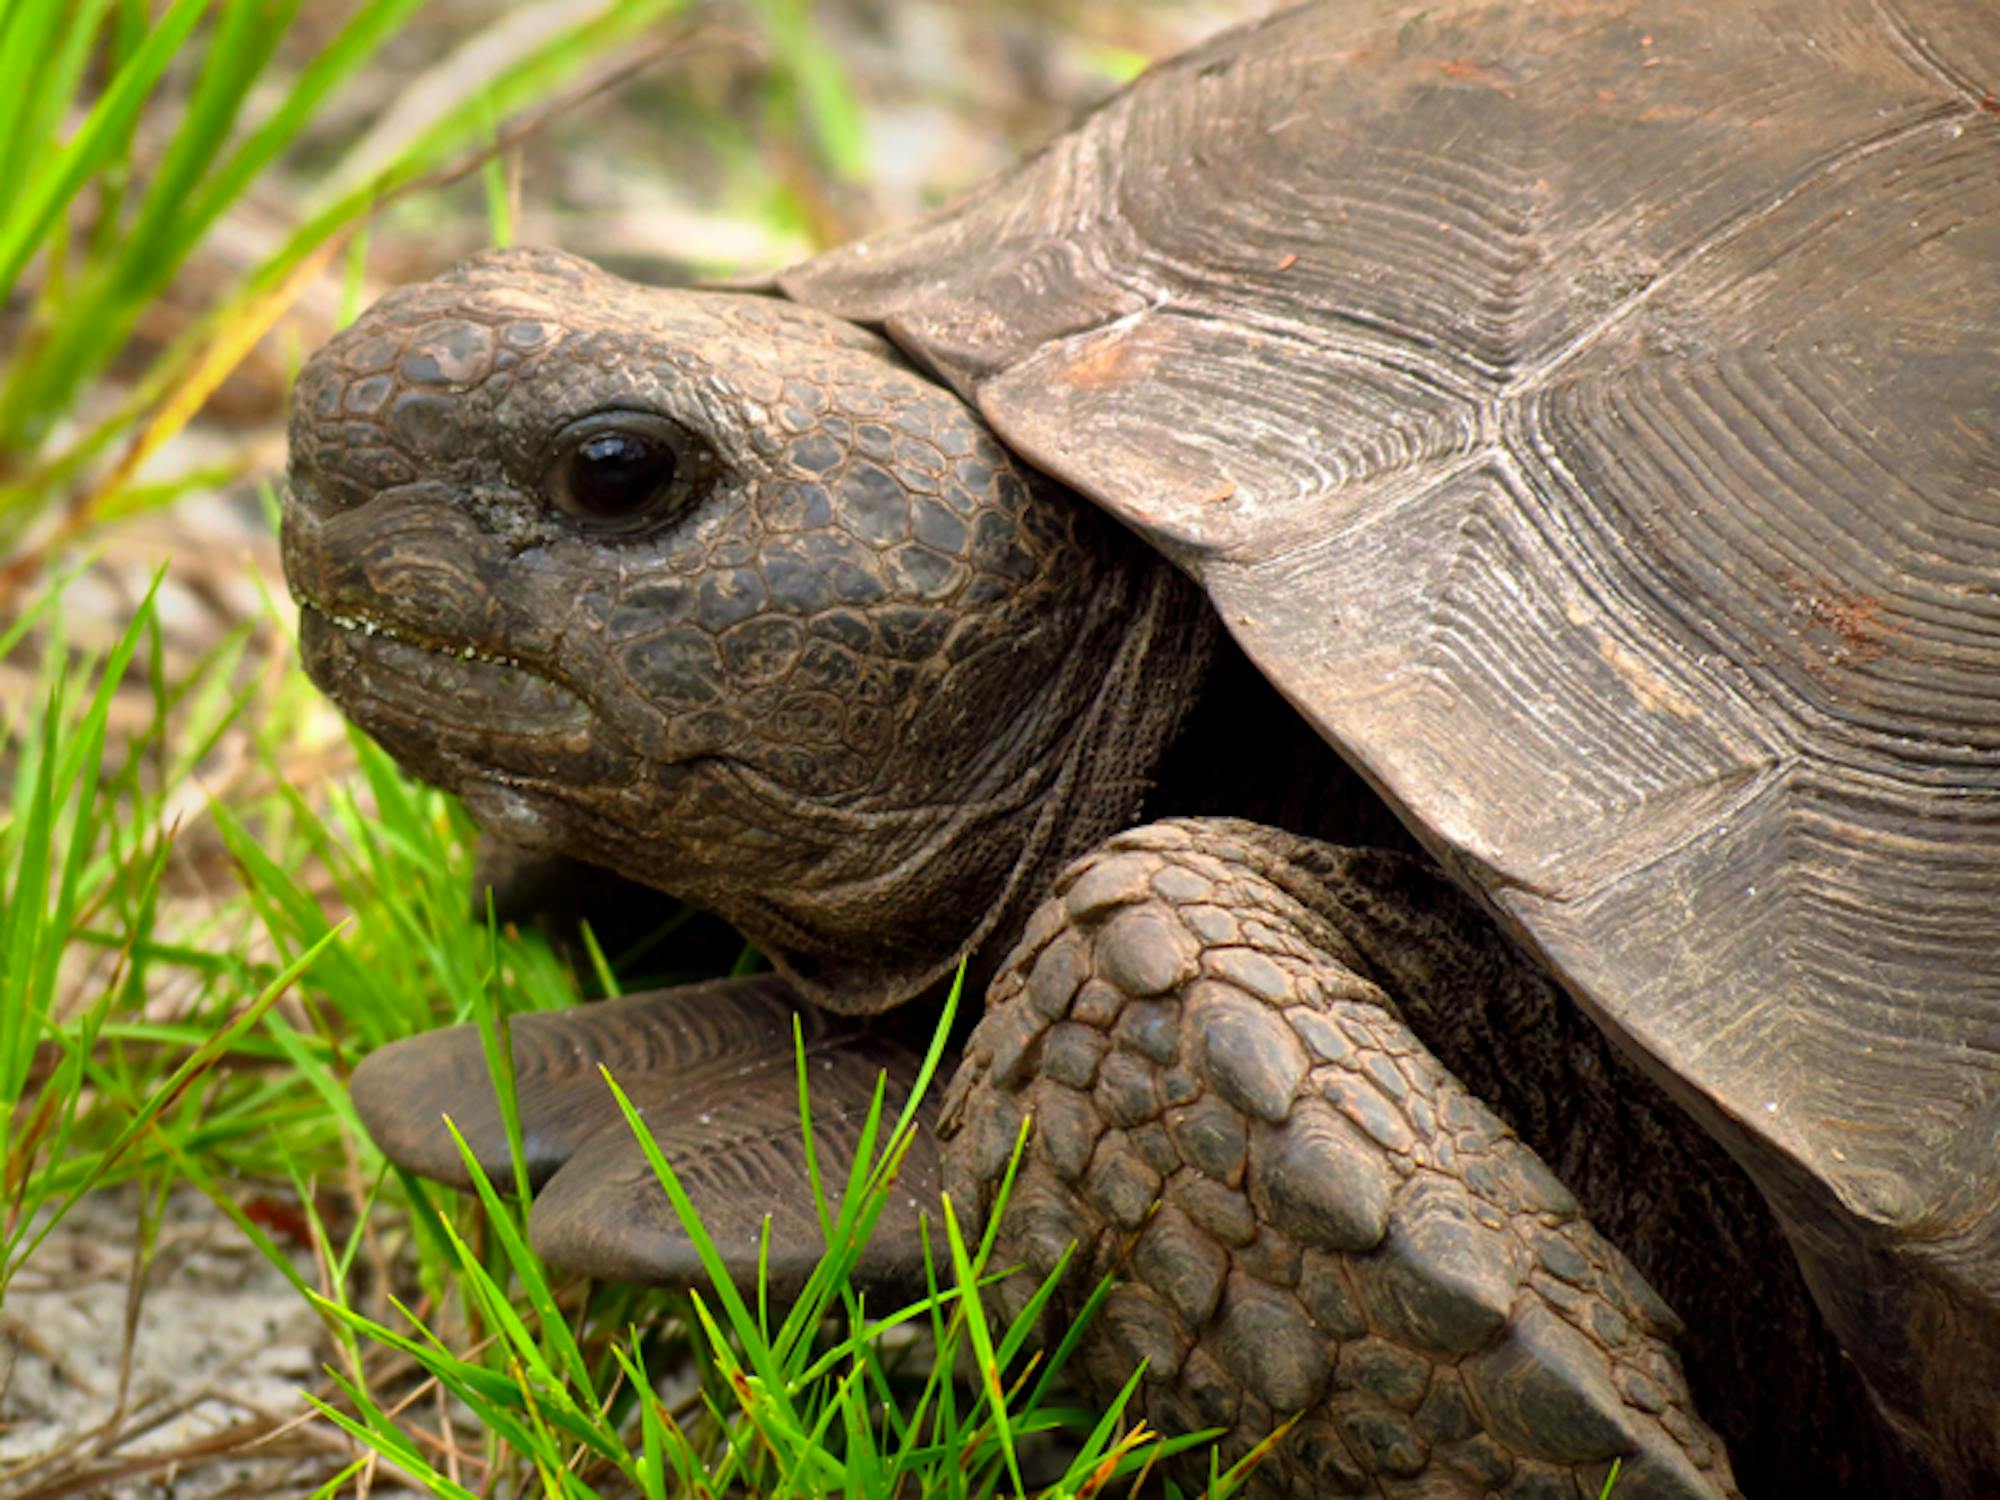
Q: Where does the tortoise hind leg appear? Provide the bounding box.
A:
[350,974,941,1299]
[940,818,1739,1499]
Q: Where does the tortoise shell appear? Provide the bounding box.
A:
[778,0,2000,1464]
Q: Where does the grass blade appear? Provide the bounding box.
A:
[0,0,208,315]
[939,1191,1023,1497]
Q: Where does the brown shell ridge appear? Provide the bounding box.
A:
[1204,442,1794,871]
[978,314,1495,566]
[1506,773,2000,1223]
[1508,104,1975,396]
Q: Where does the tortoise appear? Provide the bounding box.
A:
[280,0,2000,1494]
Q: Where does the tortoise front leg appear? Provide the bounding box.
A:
[350,975,940,1297]
[940,819,1739,1500]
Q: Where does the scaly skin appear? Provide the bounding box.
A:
[287,247,1853,1495]
[942,820,1738,1498]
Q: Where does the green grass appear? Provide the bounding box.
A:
[0,570,1256,1496]
[302,987,1225,1499]
[0,0,689,571]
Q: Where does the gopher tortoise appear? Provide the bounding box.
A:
[282,1,2000,1494]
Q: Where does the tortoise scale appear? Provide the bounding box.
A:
[282,2,2000,1495]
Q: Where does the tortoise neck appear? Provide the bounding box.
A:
[765,544,1218,1015]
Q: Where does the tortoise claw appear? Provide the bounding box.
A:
[351,975,801,1190]
[528,1030,941,1298]
[350,976,941,1294]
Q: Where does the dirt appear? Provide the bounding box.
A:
[0,1189,405,1499]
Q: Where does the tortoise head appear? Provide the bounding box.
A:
[283,248,1209,1009]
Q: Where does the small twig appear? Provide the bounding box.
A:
[437,1376,466,1489]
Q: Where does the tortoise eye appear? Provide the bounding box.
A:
[546,413,697,527]
[570,432,674,515]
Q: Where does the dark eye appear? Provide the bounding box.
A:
[546,413,699,527]
[571,431,674,514]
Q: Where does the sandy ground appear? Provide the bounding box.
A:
[1,1190,404,1498]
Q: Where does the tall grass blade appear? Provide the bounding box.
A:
[0,0,207,316]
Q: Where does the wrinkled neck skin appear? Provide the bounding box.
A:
[725,539,1214,1012]
[283,247,1216,1015]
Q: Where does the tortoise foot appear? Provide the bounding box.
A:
[350,975,940,1295]
[940,819,1740,1499]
